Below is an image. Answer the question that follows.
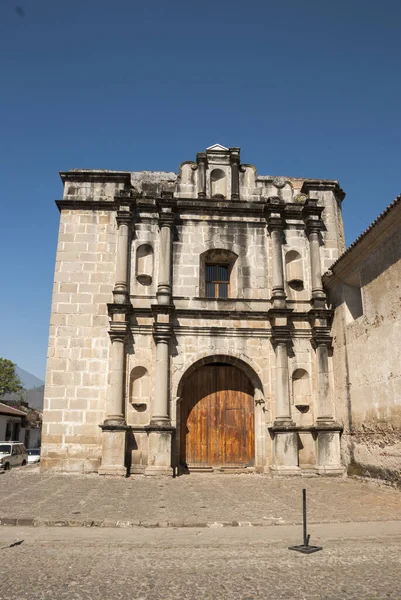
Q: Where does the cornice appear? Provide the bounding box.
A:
[60,171,131,184]
[56,199,118,212]
[301,180,346,202]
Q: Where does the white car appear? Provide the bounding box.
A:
[27,448,41,464]
[0,442,28,471]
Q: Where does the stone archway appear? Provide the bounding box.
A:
[178,360,259,472]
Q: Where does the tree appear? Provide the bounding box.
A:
[0,358,23,398]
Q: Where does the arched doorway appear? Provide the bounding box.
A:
[180,363,255,471]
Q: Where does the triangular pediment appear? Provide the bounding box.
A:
[206,143,229,152]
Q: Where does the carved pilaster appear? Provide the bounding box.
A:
[230,149,240,201]
[270,320,294,425]
[156,199,175,306]
[113,205,132,305]
[266,201,287,309]
[303,200,326,308]
[196,152,207,199]
[150,306,174,426]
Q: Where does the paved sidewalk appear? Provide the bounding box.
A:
[1,466,401,528]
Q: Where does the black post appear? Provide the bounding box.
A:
[288,488,323,554]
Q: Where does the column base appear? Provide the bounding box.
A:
[98,425,127,477]
[144,465,174,477]
[145,429,173,477]
[315,429,343,475]
[270,465,301,476]
[272,430,299,472]
[314,465,345,476]
[99,465,127,477]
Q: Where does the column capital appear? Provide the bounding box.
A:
[265,200,286,231]
[108,321,129,343]
[302,202,324,236]
[311,327,332,349]
[196,152,208,166]
[116,207,132,228]
[157,198,176,228]
[230,152,240,165]
[153,323,173,343]
[270,326,293,348]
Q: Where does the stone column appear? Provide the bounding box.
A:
[196,152,207,199]
[267,208,286,309]
[150,325,171,425]
[146,200,175,476]
[304,203,326,308]
[99,205,132,476]
[311,328,343,475]
[145,319,174,476]
[156,203,174,306]
[316,340,333,421]
[274,340,292,422]
[270,326,299,475]
[231,150,240,201]
[112,206,131,304]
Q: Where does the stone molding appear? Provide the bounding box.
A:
[144,423,175,432]
[116,208,132,227]
[301,179,345,202]
[108,320,129,344]
[311,327,332,348]
[99,423,129,432]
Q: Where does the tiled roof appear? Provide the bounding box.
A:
[0,402,26,417]
[328,194,401,272]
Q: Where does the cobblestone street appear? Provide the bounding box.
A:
[1,467,401,527]
[1,523,401,599]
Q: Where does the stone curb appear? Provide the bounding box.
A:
[0,516,295,529]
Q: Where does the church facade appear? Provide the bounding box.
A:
[42,144,348,476]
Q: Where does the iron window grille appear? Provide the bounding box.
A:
[206,264,229,298]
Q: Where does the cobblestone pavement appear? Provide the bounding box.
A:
[1,524,401,599]
[1,466,401,527]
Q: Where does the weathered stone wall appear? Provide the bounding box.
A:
[42,209,117,472]
[328,214,401,484]
[43,147,346,475]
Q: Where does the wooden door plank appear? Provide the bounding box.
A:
[181,364,255,469]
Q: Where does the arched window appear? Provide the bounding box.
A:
[210,169,227,199]
[199,249,238,298]
[136,244,154,286]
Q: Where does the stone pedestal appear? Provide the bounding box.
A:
[270,428,300,475]
[314,427,343,475]
[144,427,174,476]
[98,426,127,476]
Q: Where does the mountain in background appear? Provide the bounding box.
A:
[15,366,44,390]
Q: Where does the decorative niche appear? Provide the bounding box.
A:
[292,368,310,412]
[285,250,304,292]
[136,244,154,286]
[210,168,227,199]
[129,366,149,411]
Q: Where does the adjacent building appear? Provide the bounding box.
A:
[324,195,401,484]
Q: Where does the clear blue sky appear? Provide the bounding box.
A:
[0,0,400,380]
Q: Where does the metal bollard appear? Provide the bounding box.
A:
[288,488,323,554]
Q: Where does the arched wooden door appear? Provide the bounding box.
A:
[180,364,255,469]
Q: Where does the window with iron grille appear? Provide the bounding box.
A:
[206,264,229,298]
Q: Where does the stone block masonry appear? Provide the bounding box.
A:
[42,145,347,477]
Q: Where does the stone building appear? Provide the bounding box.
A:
[42,144,350,476]
[324,195,401,484]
